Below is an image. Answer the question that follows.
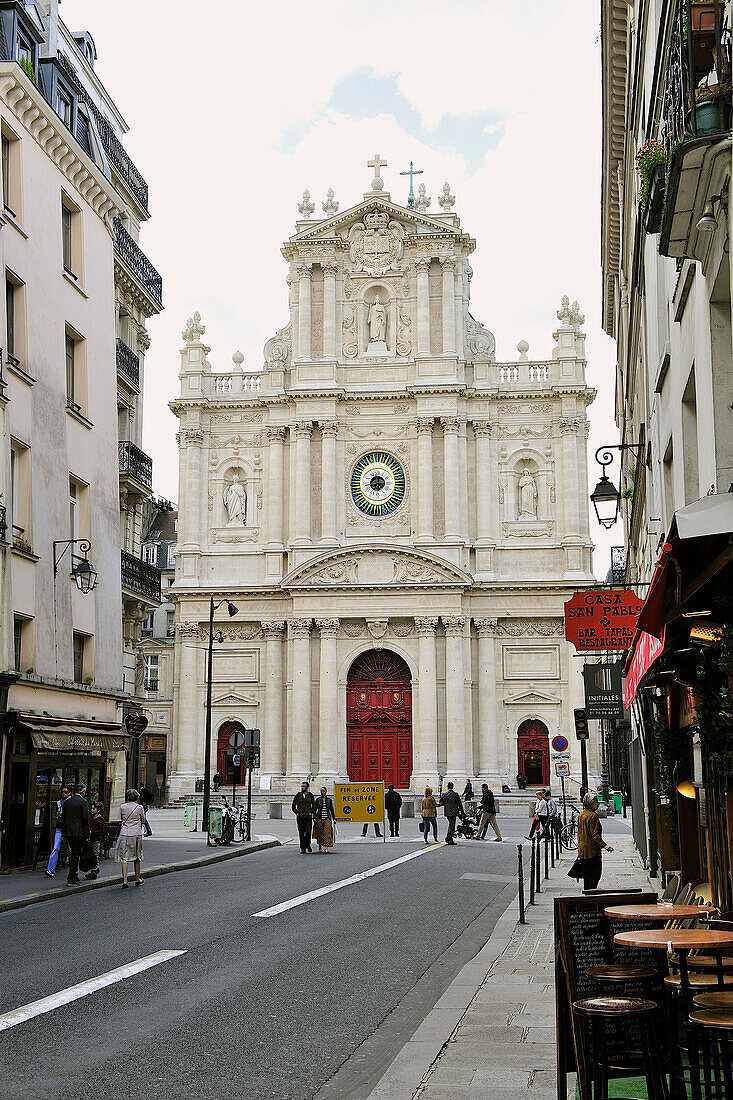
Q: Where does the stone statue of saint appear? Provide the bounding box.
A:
[223,472,247,525]
[368,295,387,343]
[518,467,538,519]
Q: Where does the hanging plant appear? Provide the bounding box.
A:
[636,138,666,209]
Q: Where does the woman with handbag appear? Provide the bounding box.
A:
[575,792,613,890]
[312,786,336,854]
[115,788,147,888]
[421,786,438,844]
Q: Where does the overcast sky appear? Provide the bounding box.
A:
[62,0,618,576]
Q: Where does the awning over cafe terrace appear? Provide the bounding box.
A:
[623,494,733,707]
[14,714,130,754]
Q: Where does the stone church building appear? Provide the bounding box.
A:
[168,160,596,799]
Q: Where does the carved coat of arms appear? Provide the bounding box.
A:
[345,211,405,275]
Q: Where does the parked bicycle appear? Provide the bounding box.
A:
[560,804,581,850]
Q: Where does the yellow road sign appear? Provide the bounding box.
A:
[335,782,385,823]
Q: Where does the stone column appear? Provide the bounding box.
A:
[473,421,492,541]
[416,418,435,541]
[322,263,337,359]
[262,621,285,775]
[415,258,431,355]
[175,428,203,549]
[316,618,339,776]
[320,422,338,544]
[266,427,286,546]
[443,616,466,777]
[441,256,456,356]
[474,619,498,775]
[441,417,461,539]
[170,623,201,790]
[297,263,312,361]
[293,421,312,544]
[415,617,439,779]
[560,418,581,536]
[289,619,312,776]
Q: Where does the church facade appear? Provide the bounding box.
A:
[168,161,596,798]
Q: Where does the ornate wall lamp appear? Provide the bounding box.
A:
[53,538,98,593]
[590,444,644,529]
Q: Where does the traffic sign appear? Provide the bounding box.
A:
[233,754,241,766]
[551,735,569,753]
[335,782,385,824]
[555,761,570,778]
[229,730,245,749]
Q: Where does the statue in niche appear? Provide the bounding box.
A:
[518,466,538,519]
[223,472,247,526]
[368,295,387,344]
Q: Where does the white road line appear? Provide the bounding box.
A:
[0,950,186,1033]
[252,843,444,917]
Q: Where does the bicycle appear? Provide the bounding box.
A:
[560,804,581,850]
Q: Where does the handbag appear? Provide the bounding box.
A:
[567,858,584,880]
[79,840,96,872]
[418,819,424,833]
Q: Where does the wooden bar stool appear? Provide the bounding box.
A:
[573,996,669,1100]
[693,991,733,1009]
[587,964,658,988]
[688,1008,733,1100]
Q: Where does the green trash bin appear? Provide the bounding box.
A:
[208,806,223,839]
[611,791,622,814]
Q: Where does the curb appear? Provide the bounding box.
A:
[0,839,280,915]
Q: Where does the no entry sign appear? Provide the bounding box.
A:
[564,589,643,651]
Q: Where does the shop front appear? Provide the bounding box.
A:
[140,733,167,805]
[0,714,130,870]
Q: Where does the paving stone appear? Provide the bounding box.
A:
[455,1023,525,1042]
[422,1067,477,1085]
[468,1068,534,1087]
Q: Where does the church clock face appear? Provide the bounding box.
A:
[351,451,405,517]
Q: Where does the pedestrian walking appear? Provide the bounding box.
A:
[291,780,315,853]
[115,788,147,888]
[213,771,223,792]
[85,800,105,879]
[439,782,465,845]
[477,783,502,841]
[577,792,613,890]
[462,778,474,802]
[546,790,561,840]
[361,821,382,838]
[45,784,71,877]
[139,786,154,836]
[421,786,438,843]
[525,790,549,839]
[385,784,402,836]
[60,783,90,886]
[312,786,336,853]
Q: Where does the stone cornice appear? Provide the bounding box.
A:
[601,0,630,336]
[0,64,121,235]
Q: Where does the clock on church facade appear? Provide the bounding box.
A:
[168,156,598,801]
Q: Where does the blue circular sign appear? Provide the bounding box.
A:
[367,805,376,814]
[552,735,569,753]
[342,806,352,815]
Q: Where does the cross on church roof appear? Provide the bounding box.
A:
[400,160,423,208]
[368,153,387,191]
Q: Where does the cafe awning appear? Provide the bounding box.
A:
[675,493,733,541]
[15,715,130,754]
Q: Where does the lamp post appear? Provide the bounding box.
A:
[53,539,98,592]
[590,444,644,529]
[203,596,239,844]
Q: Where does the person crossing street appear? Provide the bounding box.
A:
[439,782,465,845]
[385,784,402,837]
[291,781,315,853]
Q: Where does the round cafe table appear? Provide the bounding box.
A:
[614,928,733,989]
[605,904,716,921]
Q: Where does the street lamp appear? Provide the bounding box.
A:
[203,596,239,843]
[53,538,98,592]
[590,444,644,529]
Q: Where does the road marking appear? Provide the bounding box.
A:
[253,843,445,917]
[0,950,186,1033]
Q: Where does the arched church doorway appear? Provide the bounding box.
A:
[517,719,550,786]
[217,720,246,787]
[346,650,412,789]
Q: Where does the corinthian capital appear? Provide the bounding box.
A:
[473,617,498,636]
[415,616,439,636]
[293,420,313,438]
[440,255,457,272]
[472,420,492,438]
[319,421,339,438]
[289,619,312,637]
[296,263,313,281]
[440,417,461,434]
[415,417,434,435]
[414,258,432,275]
[443,615,466,636]
[262,620,286,636]
[315,618,339,637]
[266,426,287,444]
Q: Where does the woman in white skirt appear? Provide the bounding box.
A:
[116,788,146,888]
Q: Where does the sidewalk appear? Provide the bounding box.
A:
[367,819,652,1100]
[0,806,279,913]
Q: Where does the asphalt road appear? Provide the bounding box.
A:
[0,828,520,1100]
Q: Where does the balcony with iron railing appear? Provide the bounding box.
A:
[116,338,140,388]
[118,440,153,491]
[113,219,163,309]
[121,549,161,604]
[660,0,731,257]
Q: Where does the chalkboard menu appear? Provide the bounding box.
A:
[554,891,659,1100]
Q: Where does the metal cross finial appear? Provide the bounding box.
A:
[400,160,423,208]
[368,153,387,191]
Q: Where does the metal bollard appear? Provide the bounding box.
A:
[518,844,526,924]
[550,826,555,869]
[544,831,550,879]
[535,836,541,893]
[529,839,536,905]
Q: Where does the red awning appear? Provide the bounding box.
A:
[624,629,665,708]
[635,541,676,640]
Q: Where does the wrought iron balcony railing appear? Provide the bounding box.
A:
[113,219,163,308]
[0,504,6,541]
[662,0,731,158]
[121,549,161,603]
[116,338,140,387]
[118,440,153,490]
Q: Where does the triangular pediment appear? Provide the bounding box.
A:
[504,688,561,706]
[211,691,259,707]
[288,195,470,245]
[281,544,473,590]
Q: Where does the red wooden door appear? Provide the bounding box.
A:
[347,651,412,789]
[517,719,550,786]
[217,721,246,786]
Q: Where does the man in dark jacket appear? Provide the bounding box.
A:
[60,783,90,885]
[477,783,502,841]
[291,781,315,853]
[385,784,402,837]
[439,782,465,845]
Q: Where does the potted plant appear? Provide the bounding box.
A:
[18,56,35,85]
[635,138,666,222]
[694,78,732,133]
[691,1,724,35]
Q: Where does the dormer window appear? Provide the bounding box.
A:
[17,36,32,65]
[55,87,72,128]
